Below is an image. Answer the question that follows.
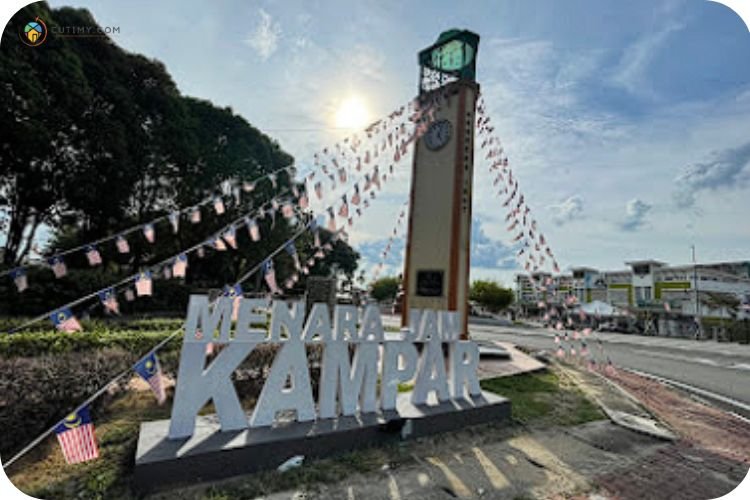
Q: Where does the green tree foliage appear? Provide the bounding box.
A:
[469,280,514,312]
[370,276,401,302]
[0,3,359,307]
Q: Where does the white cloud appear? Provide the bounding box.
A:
[673,141,750,208]
[244,9,281,61]
[548,195,584,225]
[620,198,652,231]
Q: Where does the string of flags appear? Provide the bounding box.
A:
[369,201,409,283]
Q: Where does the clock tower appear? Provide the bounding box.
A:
[402,30,480,339]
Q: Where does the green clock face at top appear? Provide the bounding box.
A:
[430,39,475,72]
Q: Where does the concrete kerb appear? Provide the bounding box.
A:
[554,362,677,442]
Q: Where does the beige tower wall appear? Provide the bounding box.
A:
[402,81,478,337]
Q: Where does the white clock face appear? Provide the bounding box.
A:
[424,119,452,151]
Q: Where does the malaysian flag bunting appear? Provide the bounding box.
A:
[243,181,255,192]
[11,268,27,292]
[223,226,237,249]
[262,259,281,295]
[338,168,347,183]
[134,353,166,404]
[55,407,99,464]
[246,217,260,242]
[212,236,227,251]
[142,224,155,243]
[48,256,67,279]
[162,266,172,279]
[135,270,153,296]
[85,245,102,266]
[223,283,243,320]
[116,235,130,254]
[190,207,201,224]
[285,241,301,270]
[168,212,180,233]
[50,307,82,332]
[351,185,360,206]
[124,288,135,301]
[314,182,323,199]
[213,197,225,215]
[298,191,309,209]
[282,201,294,219]
[98,288,120,315]
[338,195,349,218]
[327,207,336,232]
[172,253,188,278]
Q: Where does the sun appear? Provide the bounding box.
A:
[335,95,370,130]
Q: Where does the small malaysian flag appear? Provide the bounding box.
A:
[243,181,255,192]
[143,224,155,243]
[298,191,309,209]
[246,217,260,242]
[168,212,180,233]
[212,236,227,251]
[327,208,336,232]
[282,201,294,219]
[223,283,242,320]
[262,259,281,295]
[190,207,201,224]
[124,288,135,301]
[351,184,361,205]
[55,407,99,464]
[213,197,225,215]
[338,195,349,218]
[85,245,102,266]
[314,182,323,199]
[98,288,120,315]
[10,268,27,292]
[135,271,152,296]
[172,253,188,278]
[116,235,130,254]
[134,353,166,404]
[285,241,301,271]
[223,226,237,249]
[338,168,347,183]
[50,308,82,333]
[48,256,67,279]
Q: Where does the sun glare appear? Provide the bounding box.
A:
[335,95,370,130]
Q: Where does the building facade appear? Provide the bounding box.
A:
[516,259,750,319]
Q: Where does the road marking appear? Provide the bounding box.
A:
[625,368,750,417]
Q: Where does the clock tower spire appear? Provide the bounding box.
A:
[402,30,480,339]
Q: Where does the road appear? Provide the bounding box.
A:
[382,315,750,413]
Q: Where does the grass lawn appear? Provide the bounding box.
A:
[8,367,604,499]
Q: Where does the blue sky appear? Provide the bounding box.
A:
[41,0,750,285]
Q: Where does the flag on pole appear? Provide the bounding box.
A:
[262,259,281,295]
[48,256,67,279]
[213,197,225,215]
[98,288,120,315]
[85,245,102,266]
[55,407,99,464]
[143,224,155,243]
[246,217,260,242]
[134,353,166,404]
[135,271,152,296]
[172,253,188,278]
[168,212,180,233]
[116,235,130,254]
[285,241,301,270]
[50,308,82,332]
[222,226,237,249]
[10,268,28,292]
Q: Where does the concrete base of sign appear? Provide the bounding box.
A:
[134,391,510,492]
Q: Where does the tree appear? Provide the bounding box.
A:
[370,276,400,302]
[469,280,514,313]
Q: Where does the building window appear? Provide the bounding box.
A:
[644,287,652,301]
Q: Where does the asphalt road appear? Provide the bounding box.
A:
[382,315,750,412]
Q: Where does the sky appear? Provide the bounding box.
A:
[38,0,750,286]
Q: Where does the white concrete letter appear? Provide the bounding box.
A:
[270,300,305,342]
[411,338,450,405]
[318,342,379,418]
[381,342,418,411]
[449,341,481,398]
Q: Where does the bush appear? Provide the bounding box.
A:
[370,276,400,302]
[469,280,514,313]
